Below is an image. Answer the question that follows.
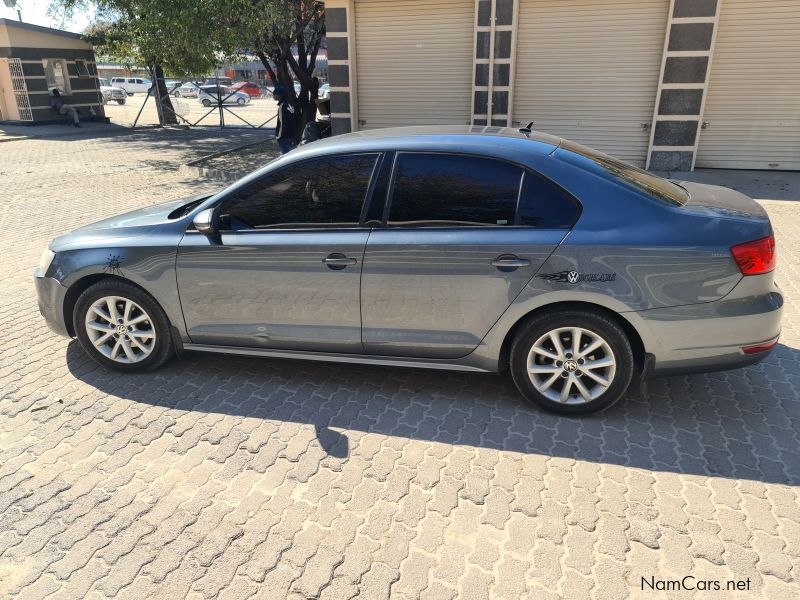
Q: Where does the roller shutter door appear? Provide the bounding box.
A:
[354,0,473,129]
[696,0,800,170]
[513,0,668,165]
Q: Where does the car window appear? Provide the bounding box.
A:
[387,153,522,227]
[517,171,582,228]
[218,154,379,230]
[135,79,144,84]
[559,139,689,206]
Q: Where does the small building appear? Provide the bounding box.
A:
[0,19,105,124]
[322,0,799,171]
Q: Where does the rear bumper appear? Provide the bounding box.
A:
[35,275,71,338]
[635,280,783,377]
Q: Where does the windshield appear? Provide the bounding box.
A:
[559,139,690,206]
[99,78,109,86]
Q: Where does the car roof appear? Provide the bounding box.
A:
[286,125,563,162]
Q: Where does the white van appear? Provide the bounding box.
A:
[109,77,152,95]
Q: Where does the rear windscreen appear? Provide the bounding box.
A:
[558,139,690,206]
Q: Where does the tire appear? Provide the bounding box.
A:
[509,309,634,415]
[202,99,211,107]
[116,99,126,105]
[174,90,181,97]
[74,279,174,373]
[236,97,245,105]
[126,92,133,97]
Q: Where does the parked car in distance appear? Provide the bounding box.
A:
[109,77,152,95]
[98,78,126,105]
[318,82,330,100]
[203,77,234,87]
[164,79,182,93]
[34,126,783,415]
[197,85,250,106]
[232,82,263,98]
[173,82,201,98]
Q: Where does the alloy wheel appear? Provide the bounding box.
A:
[526,326,616,404]
[84,296,156,363]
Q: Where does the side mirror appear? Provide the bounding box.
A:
[193,208,217,236]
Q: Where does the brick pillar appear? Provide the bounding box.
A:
[471,0,518,127]
[646,0,721,171]
[325,0,357,135]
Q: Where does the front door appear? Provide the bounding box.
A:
[361,152,579,359]
[177,152,380,352]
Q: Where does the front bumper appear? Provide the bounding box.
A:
[636,281,783,377]
[35,275,71,338]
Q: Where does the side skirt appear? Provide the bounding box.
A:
[182,343,493,373]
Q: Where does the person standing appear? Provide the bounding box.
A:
[273,85,298,154]
[50,89,80,128]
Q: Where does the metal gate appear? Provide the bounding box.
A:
[8,58,33,121]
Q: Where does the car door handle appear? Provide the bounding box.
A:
[491,255,530,270]
[323,253,357,270]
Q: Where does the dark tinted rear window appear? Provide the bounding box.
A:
[559,140,690,206]
[517,171,581,228]
[388,153,522,227]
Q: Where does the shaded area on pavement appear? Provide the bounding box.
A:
[64,339,800,486]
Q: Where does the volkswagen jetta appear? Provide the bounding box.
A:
[35,126,783,414]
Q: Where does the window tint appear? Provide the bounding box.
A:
[219,154,378,230]
[388,154,522,227]
[517,171,581,228]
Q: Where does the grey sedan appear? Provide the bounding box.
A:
[34,126,782,414]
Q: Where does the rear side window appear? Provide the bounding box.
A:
[517,171,581,228]
[388,153,522,227]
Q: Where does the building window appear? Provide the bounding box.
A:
[43,59,71,94]
[75,60,90,77]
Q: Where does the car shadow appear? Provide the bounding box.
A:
[65,340,800,486]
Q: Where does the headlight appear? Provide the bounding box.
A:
[36,248,55,277]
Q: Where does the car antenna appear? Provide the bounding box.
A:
[518,121,534,135]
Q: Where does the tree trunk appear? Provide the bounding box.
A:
[149,64,178,126]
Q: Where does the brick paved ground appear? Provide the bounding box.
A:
[1,129,798,599]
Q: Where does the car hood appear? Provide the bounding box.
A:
[50,192,214,251]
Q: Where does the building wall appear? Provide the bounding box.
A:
[323,0,797,171]
[0,20,104,123]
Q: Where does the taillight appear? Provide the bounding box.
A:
[730,235,776,275]
[741,336,779,354]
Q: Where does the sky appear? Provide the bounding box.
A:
[1,0,94,33]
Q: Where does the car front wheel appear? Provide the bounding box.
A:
[116,98,126,105]
[74,280,174,372]
[202,99,211,107]
[509,309,634,415]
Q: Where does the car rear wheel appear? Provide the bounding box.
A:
[74,280,174,372]
[509,309,634,415]
[202,99,211,107]
[236,97,246,105]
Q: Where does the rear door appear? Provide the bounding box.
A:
[360,152,579,359]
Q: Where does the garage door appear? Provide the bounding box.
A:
[696,0,800,170]
[354,0,473,129]
[513,0,668,165]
